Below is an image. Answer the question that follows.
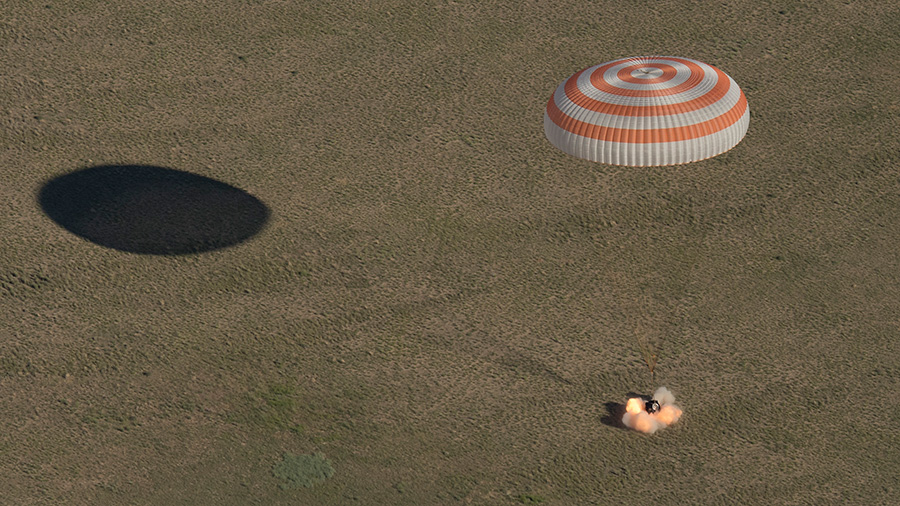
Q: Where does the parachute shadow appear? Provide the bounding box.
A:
[38,165,270,255]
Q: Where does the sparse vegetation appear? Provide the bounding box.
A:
[1,0,899,504]
[273,452,335,489]
[517,493,546,504]
[229,383,304,432]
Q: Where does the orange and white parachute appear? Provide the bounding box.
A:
[544,56,750,166]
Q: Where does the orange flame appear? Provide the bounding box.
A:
[633,413,657,433]
[626,397,644,415]
[622,388,683,433]
[656,404,682,425]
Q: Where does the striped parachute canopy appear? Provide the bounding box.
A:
[544,56,750,166]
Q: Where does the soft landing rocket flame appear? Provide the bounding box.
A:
[622,387,682,434]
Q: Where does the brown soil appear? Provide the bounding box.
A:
[2,1,898,504]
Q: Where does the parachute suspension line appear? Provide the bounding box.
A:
[634,326,659,384]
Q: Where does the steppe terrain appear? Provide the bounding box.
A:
[1,0,898,503]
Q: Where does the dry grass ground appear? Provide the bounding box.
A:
[1,0,899,504]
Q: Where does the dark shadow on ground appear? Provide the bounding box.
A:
[600,392,650,429]
[600,402,626,429]
[38,165,269,255]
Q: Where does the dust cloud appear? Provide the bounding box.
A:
[622,387,682,434]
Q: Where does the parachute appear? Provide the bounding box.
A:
[544,56,750,166]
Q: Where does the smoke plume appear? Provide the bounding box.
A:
[622,387,682,434]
